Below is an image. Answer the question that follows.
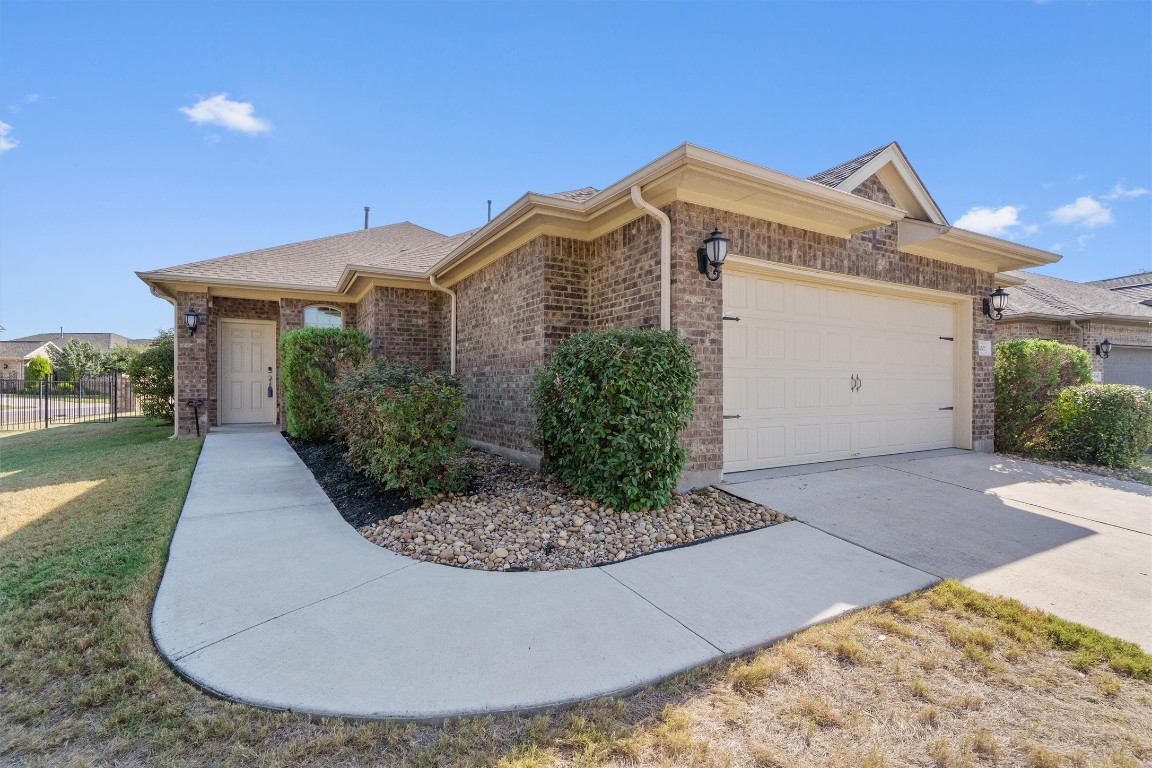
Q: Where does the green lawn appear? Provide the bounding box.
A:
[1,421,1149,767]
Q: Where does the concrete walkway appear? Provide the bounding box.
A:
[726,453,1152,651]
[152,430,936,720]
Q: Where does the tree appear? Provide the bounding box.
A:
[100,344,142,374]
[25,355,51,381]
[49,339,104,380]
[127,330,174,423]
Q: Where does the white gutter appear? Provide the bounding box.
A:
[428,274,457,374]
[629,185,671,331]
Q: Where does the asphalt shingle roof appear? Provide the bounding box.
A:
[807,144,891,188]
[149,222,462,288]
[0,340,54,358]
[1001,271,1152,320]
[9,333,136,351]
[1088,271,1152,305]
[546,187,600,203]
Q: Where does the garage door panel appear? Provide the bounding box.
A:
[1103,347,1152,389]
[724,270,957,472]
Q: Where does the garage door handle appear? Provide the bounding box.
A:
[723,414,741,420]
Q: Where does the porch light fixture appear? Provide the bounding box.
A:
[982,288,1009,321]
[183,308,207,336]
[1095,338,1112,359]
[697,229,730,282]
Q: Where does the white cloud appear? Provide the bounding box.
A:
[954,205,1025,237]
[1102,183,1149,200]
[179,93,271,135]
[1077,234,1096,248]
[1049,196,1113,228]
[0,121,18,153]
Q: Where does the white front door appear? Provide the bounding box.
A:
[219,320,276,424]
[723,270,956,472]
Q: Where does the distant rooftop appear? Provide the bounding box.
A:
[1001,271,1152,320]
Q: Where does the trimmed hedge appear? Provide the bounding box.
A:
[331,359,467,499]
[25,356,50,382]
[1048,384,1152,468]
[279,328,370,441]
[994,339,1091,453]
[533,328,699,511]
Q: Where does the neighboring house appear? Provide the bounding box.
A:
[138,142,1059,486]
[8,332,150,352]
[0,340,60,380]
[995,271,1152,389]
[1090,271,1152,307]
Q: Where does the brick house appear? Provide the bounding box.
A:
[137,143,1059,487]
[0,340,59,380]
[994,270,1152,389]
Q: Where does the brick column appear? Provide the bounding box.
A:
[175,291,209,437]
[972,277,997,453]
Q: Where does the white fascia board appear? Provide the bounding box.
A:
[427,143,904,279]
[836,144,948,226]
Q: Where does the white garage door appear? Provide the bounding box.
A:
[1104,346,1152,390]
[724,270,956,473]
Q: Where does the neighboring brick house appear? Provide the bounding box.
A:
[995,271,1152,389]
[0,340,59,380]
[138,142,1059,486]
[9,332,152,351]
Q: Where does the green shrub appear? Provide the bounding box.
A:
[994,339,1091,453]
[127,330,175,422]
[533,328,699,512]
[279,327,370,441]
[1047,384,1152,468]
[331,359,467,499]
[25,355,50,382]
[49,339,104,380]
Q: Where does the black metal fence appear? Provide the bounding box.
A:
[0,375,141,431]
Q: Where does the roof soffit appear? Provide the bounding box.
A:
[833,143,948,226]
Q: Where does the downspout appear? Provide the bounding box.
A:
[428,274,457,374]
[1069,318,1084,348]
[629,185,671,331]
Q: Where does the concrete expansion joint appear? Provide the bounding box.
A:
[182,500,326,521]
[596,568,725,655]
[884,464,1152,537]
[172,563,419,662]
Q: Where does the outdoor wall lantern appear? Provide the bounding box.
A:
[1095,339,1112,359]
[183,308,207,336]
[982,288,1009,321]
[698,228,730,281]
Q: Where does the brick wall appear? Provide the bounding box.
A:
[454,238,547,454]
[587,216,662,329]
[996,319,1152,378]
[356,286,445,369]
[175,290,209,437]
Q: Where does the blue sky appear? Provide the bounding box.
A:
[1,1,1149,341]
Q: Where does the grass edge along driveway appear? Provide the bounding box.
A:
[1,420,1149,768]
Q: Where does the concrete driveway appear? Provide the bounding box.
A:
[724,451,1152,651]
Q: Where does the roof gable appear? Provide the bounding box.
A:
[809,142,947,226]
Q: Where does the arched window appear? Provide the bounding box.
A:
[304,305,343,329]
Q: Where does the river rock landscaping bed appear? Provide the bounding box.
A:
[287,438,787,571]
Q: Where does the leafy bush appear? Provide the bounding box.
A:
[48,339,105,380]
[331,359,467,499]
[127,331,175,423]
[279,328,370,441]
[25,355,50,382]
[1047,384,1152,468]
[994,339,1091,453]
[533,328,699,511]
[100,344,141,374]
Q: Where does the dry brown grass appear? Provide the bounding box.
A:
[2,422,1150,767]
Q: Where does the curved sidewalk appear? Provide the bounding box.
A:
[152,429,936,721]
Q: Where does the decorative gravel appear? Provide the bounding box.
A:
[999,452,1152,486]
[358,450,788,571]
